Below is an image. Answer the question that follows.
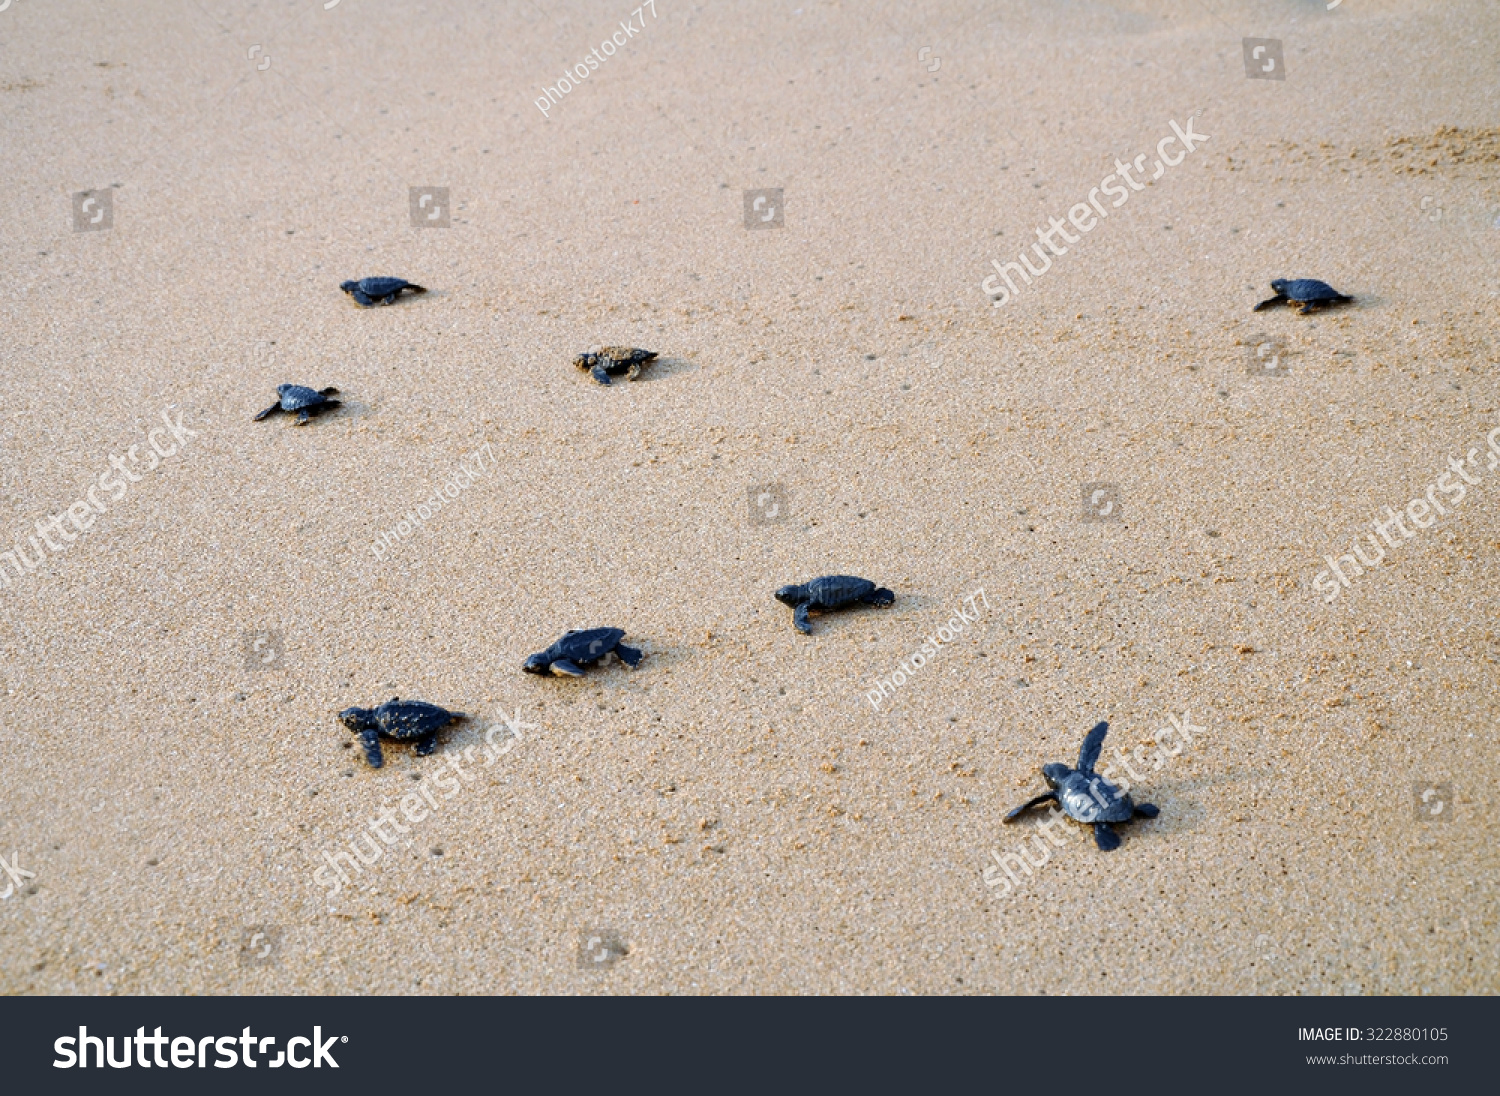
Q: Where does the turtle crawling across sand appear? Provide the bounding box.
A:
[1004,720,1159,850]
[339,697,467,768]
[340,276,427,307]
[523,628,643,676]
[775,575,895,635]
[1253,278,1352,315]
[574,346,658,385]
[254,384,341,424]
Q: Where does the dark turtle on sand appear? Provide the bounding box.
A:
[340,276,427,307]
[1253,278,1352,315]
[254,384,341,424]
[1004,720,1159,851]
[339,697,467,768]
[574,346,658,385]
[775,575,895,635]
[523,627,643,677]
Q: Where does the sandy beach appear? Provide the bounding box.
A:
[1,0,1496,994]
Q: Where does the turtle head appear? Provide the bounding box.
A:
[573,352,597,371]
[275,383,294,397]
[1041,762,1071,789]
[338,706,378,733]
[774,584,806,606]
[339,280,359,295]
[521,653,551,675]
[1268,278,1289,295]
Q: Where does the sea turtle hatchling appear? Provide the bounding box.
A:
[775,575,895,635]
[338,697,468,769]
[1253,278,1353,315]
[1004,720,1159,851]
[574,346,658,385]
[523,628,643,676]
[253,384,341,424]
[340,276,427,307]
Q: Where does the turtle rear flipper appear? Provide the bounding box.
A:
[405,284,427,295]
[358,729,385,768]
[1093,822,1121,851]
[550,659,586,677]
[254,402,283,421]
[415,731,440,756]
[614,643,643,668]
[319,386,340,396]
[590,365,613,385]
[860,587,896,607]
[1076,721,1109,774]
[1004,792,1058,821]
[1133,802,1159,819]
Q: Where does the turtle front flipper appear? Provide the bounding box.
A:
[793,603,813,634]
[358,729,385,768]
[1077,721,1109,775]
[1252,295,1285,311]
[613,642,643,668]
[349,289,377,307]
[1004,792,1058,821]
[590,365,613,385]
[296,409,311,424]
[549,659,586,677]
[415,730,440,756]
[1093,822,1121,851]
[254,402,283,421]
[1133,802,1159,819]
[860,586,896,607]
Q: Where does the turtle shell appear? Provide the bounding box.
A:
[1056,770,1135,824]
[277,384,329,411]
[574,347,657,371]
[373,699,460,740]
[806,575,876,606]
[357,276,416,297]
[554,627,626,664]
[1276,278,1344,301]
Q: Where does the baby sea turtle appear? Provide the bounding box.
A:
[1004,720,1159,851]
[1253,278,1352,315]
[574,346,658,385]
[340,276,427,307]
[338,697,467,769]
[253,384,341,424]
[523,627,643,676]
[775,575,895,635]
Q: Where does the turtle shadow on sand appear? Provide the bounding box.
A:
[628,355,696,383]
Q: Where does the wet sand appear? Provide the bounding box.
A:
[0,0,1496,994]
